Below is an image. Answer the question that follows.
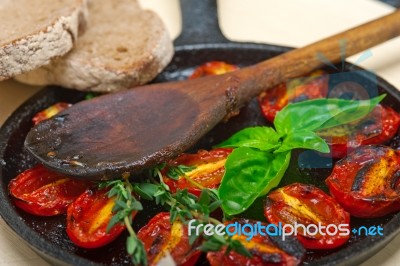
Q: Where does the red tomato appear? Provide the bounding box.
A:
[264,183,350,250]
[8,164,90,216]
[32,102,72,125]
[137,212,201,266]
[317,105,400,158]
[258,70,328,122]
[207,219,304,266]
[162,148,233,196]
[326,145,400,218]
[66,188,134,249]
[189,61,238,79]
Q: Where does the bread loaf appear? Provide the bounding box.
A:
[16,0,174,92]
[0,0,88,81]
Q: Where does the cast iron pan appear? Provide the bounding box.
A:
[1,0,400,265]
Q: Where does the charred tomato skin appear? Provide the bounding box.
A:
[137,212,201,266]
[326,145,400,218]
[318,105,400,158]
[258,70,328,123]
[264,183,350,250]
[207,219,304,266]
[66,188,133,249]
[189,61,238,79]
[162,148,232,196]
[8,164,90,216]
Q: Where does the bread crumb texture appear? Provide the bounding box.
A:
[16,0,174,92]
[0,0,88,80]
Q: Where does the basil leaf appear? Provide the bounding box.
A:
[318,96,384,130]
[218,147,290,215]
[274,130,329,153]
[274,95,384,135]
[216,127,280,151]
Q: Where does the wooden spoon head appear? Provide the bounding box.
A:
[24,79,226,180]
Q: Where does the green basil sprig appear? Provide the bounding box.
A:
[218,148,290,214]
[218,127,281,151]
[217,95,385,215]
[275,130,329,153]
[274,95,385,134]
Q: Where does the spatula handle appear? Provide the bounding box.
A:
[233,9,400,105]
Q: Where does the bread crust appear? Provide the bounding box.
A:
[0,0,88,81]
[16,0,174,92]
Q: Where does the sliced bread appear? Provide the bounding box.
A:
[0,0,88,81]
[16,0,174,92]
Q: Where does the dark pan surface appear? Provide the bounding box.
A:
[1,43,400,266]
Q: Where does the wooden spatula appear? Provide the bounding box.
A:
[25,10,400,180]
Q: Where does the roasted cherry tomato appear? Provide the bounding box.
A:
[137,212,201,266]
[189,61,238,79]
[66,188,134,249]
[317,105,400,158]
[326,145,400,218]
[264,183,350,249]
[207,219,304,266]
[258,70,328,122]
[162,148,233,196]
[32,102,72,125]
[8,164,90,216]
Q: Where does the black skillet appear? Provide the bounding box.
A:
[1,0,400,265]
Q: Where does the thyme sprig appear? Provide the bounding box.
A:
[134,166,252,257]
[99,165,251,266]
[159,163,205,189]
[165,164,196,180]
[99,173,147,266]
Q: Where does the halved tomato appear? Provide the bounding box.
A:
[317,105,400,158]
[162,148,233,196]
[258,70,328,122]
[326,145,400,218]
[189,61,238,79]
[66,188,134,249]
[207,219,304,266]
[137,212,201,266]
[32,102,72,125]
[8,164,90,216]
[264,183,350,249]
